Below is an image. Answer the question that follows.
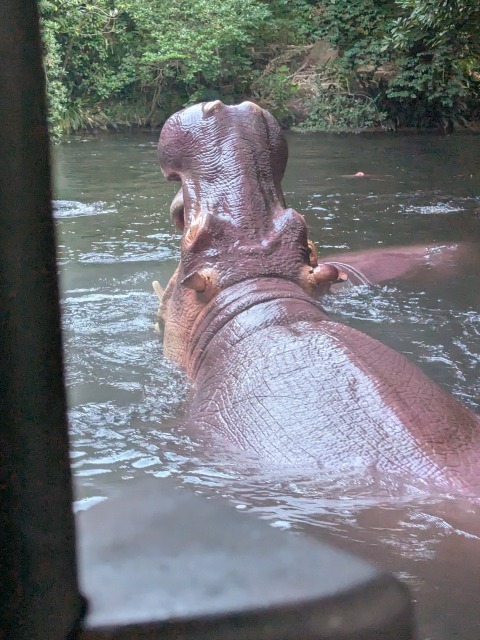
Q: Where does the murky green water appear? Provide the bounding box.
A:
[54,131,480,640]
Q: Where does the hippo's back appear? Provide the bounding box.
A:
[188,315,480,491]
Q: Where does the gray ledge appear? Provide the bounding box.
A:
[78,478,413,639]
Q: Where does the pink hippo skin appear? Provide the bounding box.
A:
[154,100,480,492]
[317,242,478,288]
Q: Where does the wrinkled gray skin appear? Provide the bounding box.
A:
[156,100,480,493]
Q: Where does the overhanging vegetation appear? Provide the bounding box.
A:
[41,0,480,135]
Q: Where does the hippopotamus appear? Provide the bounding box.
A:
[153,100,480,492]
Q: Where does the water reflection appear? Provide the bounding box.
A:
[55,132,480,640]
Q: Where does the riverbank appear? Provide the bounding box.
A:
[50,62,480,137]
[56,112,480,139]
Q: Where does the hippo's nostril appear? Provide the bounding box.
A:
[240,101,262,113]
[203,100,223,117]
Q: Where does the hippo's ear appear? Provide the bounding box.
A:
[313,264,348,285]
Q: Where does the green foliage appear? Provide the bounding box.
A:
[252,1,395,132]
[300,85,386,133]
[310,0,395,53]
[40,0,137,134]
[40,0,272,134]
[258,0,480,131]
[259,0,317,44]
[121,0,269,102]
[384,0,480,126]
[252,64,301,125]
[389,0,480,51]
[39,0,480,135]
[39,0,69,139]
[384,51,466,127]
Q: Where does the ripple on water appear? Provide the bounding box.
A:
[54,199,117,218]
[78,241,174,264]
[74,496,108,512]
[403,203,466,215]
[323,286,480,410]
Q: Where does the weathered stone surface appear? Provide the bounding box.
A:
[79,478,413,639]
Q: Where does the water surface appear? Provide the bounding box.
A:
[54,131,480,639]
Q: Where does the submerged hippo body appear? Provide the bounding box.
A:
[155,100,480,492]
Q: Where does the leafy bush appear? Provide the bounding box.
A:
[300,84,386,133]
[384,0,480,127]
[39,0,480,135]
[40,0,272,133]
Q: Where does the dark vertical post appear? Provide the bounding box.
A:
[0,1,84,638]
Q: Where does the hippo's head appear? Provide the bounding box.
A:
[154,101,344,369]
